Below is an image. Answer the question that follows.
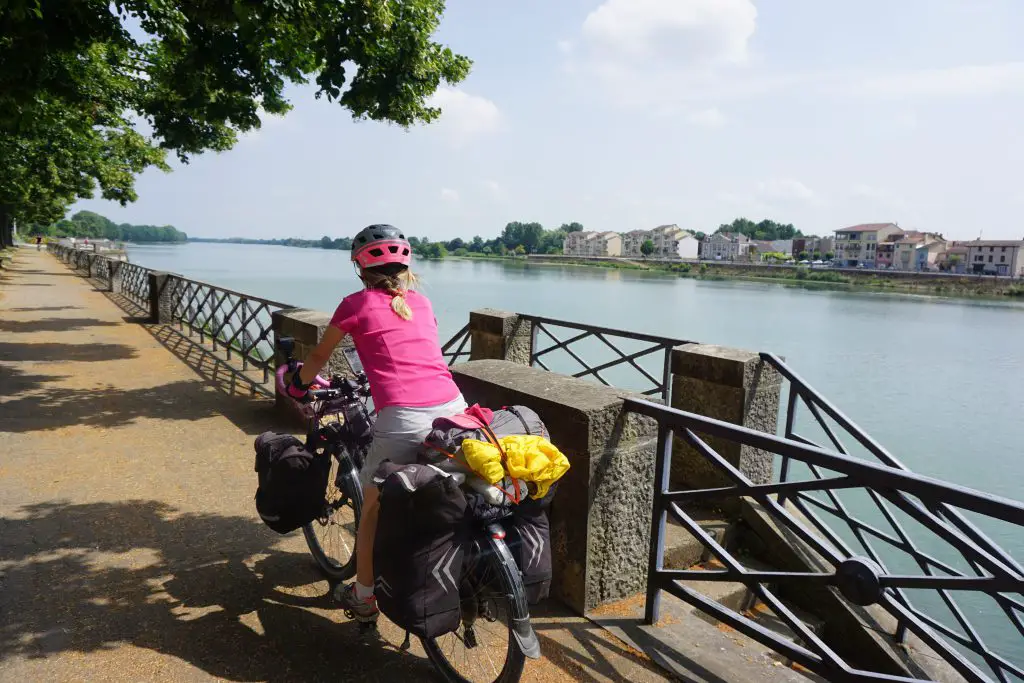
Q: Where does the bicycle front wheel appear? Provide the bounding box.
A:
[422,537,534,683]
[303,449,362,580]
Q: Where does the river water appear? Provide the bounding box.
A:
[129,242,1024,497]
[129,241,1024,670]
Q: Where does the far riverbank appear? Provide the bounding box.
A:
[521,255,1024,300]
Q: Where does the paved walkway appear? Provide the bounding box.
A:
[0,249,676,683]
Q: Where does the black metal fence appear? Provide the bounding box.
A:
[118,262,151,310]
[164,275,290,385]
[442,313,690,402]
[633,380,1024,682]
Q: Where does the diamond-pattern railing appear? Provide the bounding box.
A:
[760,352,1024,682]
[119,262,151,311]
[441,324,471,366]
[165,276,290,386]
[523,315,690,402]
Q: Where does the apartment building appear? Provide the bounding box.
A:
[702,232,751,261]
[963,240,1024,276]
[892,232,945,271]
[621,230,652,257]
[563,231,596,256]
[834,223,904,268]
[588,231,623,257]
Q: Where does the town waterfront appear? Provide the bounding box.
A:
[129,241,1024,500]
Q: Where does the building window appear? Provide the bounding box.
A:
[1001,256,1006,262]
[976,255,984,262]
[989,255,994,262]
[1002,247,1007,252]
[990,247,995,252]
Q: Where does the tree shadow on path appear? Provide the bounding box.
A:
[0,500,437,682]
[0,341,137,363]
[0,318,120,334]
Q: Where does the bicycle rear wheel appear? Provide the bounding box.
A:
[422,537,533,683]
[303,449,362,580]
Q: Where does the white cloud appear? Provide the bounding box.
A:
[569,0,757,110]
[581,0,756,67]
[841,62,1024,98]
[426,88,501,143]
[756,178,816,203]
[848,184,910,210]
[440,188,460,203]
[556,40,574,55]
[687,107,726,127]
[481,180,505,201]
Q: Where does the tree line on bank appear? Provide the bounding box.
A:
[0,1,471,249]
[29,211,187,243]
[169,216,811,260]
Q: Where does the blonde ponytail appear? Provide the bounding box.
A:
[390,286,413,321]
[360,267,419,321]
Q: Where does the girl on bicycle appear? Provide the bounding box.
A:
[286,224,467,622]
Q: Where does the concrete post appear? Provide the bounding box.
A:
[467,309,534,364]
[271,308,360,418]
[669,344,783,498]
[452,360,659,614]
[147,272,174,324]
[108,260,123,294]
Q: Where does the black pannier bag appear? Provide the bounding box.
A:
[372,462,469,638]
[253,431,330,534]
[504,506,552,604]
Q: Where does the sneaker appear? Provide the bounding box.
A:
[334,582,379,623]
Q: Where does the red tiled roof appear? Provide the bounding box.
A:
[836,223,900,233]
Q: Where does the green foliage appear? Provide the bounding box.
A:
[559,222,584,233]
[191,235,352,250]
[0,0,471,245]
[759,251,789,262]
[825,251,835,260]
[640,239,655,257]
[717,218,801,241]
[30,210,186,242]
[454,247,468,257]
[514,244,526,256]
[414,241,447,259]
[699,263,709,276]
[798,251,810,260]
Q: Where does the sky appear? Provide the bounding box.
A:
[74,0,1024,241]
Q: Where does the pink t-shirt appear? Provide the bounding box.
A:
[329,289,461,410]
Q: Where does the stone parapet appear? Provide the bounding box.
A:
[451,359,658,614]
[669,344,782,502]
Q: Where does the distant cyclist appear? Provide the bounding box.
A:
[285,224,467,622]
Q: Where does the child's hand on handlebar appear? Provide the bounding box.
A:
[287,368,313,403]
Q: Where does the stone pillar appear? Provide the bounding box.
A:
[468,309,534,364]
[108,261,123,294]
[147,272,174,324]
[451,360,659,614]
[271,308,360,417]
[669,344,783,498]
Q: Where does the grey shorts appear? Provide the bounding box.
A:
[358,395,468,488]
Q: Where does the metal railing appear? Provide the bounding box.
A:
[119,262,152,311]
[441,323,472,366]
[442,314,691,402]
[635,357,1024,682]
[164,275,291,385]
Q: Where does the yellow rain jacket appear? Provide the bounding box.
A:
[460,435,570,500]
